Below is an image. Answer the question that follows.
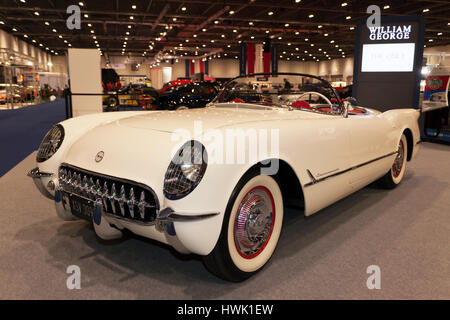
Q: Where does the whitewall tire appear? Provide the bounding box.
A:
[203,170,283,282]
[379,134,408,189]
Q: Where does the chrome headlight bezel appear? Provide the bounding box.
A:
[163,140,208,200]
[36,124,65,163]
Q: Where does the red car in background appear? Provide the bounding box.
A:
[158,77,216,94]
[158,80,192,94]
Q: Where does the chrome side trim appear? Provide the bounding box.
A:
[304,151,398,187]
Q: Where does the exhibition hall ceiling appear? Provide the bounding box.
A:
[0,0,448,61]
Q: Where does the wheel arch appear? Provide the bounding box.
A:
[237,158,305,214]
[402,128,414,161]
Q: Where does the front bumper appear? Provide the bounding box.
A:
[28,166,220,254]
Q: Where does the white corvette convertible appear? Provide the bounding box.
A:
[29,73,421,282]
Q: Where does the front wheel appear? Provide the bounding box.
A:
[378,134,408,189]
[203,172,283,282]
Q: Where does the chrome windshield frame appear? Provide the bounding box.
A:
[212,72,345,115]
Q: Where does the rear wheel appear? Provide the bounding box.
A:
[378,134,408,189]
[203,172,283,282]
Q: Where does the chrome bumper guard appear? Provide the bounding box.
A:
[27,167,54,200]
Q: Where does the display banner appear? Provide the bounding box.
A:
[255,44,264,74]
[185,59,190,78]
[353,16,425,111]
[263,38,271,75]
[239,43,247,76]
[247,43,255,75]
[205,60,209,75]
[271,44,278,74]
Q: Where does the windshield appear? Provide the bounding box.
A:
[212,73,343,114]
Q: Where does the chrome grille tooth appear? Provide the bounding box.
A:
[102,181,109,210]
[128,187,136,218]
[138,191,146,219]
[110,183,117,214]
[88,177,95,198]
[95,179,101,198]
[118,185,126,216]
[82,175,89,196]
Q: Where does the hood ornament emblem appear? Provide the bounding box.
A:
[95,151,104,163]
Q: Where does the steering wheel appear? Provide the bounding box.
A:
[296,91,333,106]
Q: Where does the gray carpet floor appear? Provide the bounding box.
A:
[0,143,449,299]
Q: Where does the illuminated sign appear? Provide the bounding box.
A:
[361,43,415,72]
[368,25,412,41]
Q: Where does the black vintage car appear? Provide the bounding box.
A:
[154,81,220,110]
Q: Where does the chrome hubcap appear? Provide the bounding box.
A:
[234,187,275,258]
[393,140,404,178]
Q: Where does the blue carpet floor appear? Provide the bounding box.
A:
[0,100,66,177]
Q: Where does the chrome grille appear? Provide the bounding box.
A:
[58,165,158,224]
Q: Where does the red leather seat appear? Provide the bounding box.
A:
[291,100,312,109]
[231,98,244,103]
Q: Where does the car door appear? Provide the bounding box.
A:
[347,111,397,187]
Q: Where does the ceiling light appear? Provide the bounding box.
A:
[128,25,132,28]
[249,21,254,25]
[172,17,177,22]
[268,11,274,16]
[34,11,39,16]
[341,2,348,6]
[79,2,84,6]
[202,28,207,32]
[84,14,89,18]
[305,38,309,41]
[278,36,282,40]
[214,20,219,24]
[423,8,429,13]
[330,40,335,43]
[266,30,270,33]
[383,5,390,9]
[45,21,50,25]
[12,27,17,31]
[308,14,314,18]
[324,33,328,36]
[130,16,134,20]
[350,27,355,30]
[52,29,57,32]
[346,16,351,20]
[229,10,235,15]
[295,31,299,35]
[437,32,443,36]
[181,6,187,11]
[318,25,323,29]
[132,5,137,9]
[285,23,290,27]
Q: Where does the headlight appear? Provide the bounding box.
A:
[36,124,65,163]
[164,140,208,200]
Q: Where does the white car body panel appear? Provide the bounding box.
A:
[33,104,421,256]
